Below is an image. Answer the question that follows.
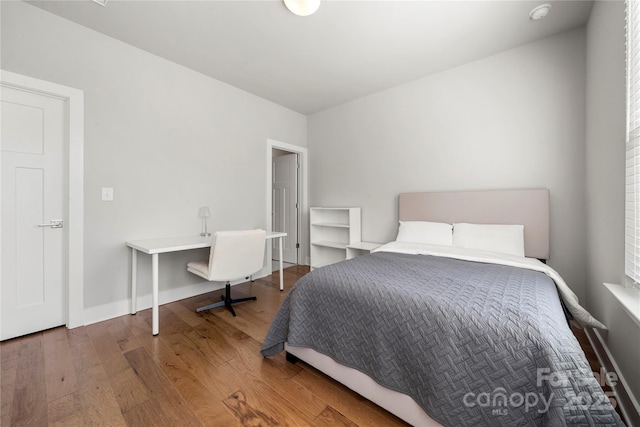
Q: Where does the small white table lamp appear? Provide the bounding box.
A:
[198,206,211,237]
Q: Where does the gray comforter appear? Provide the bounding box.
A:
[261,251,623,426]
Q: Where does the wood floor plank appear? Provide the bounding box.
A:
[141,315,307,427]
[209,302,272,343]
[291,362,409,426]
[154,331,247,402]
[190,317,241,363]
[43,327,78,402]
[13,344,47,425]
[121,398,177,427]
[75,364,127,427]
[182,326,232,367]
[169,309,316,425]
[85,319,151,414]
[68,328,127,427]
[86,322,123,358]
[170,340,248,402]
[104,317,144,354]
[208,311,307,379]
[0,334,24,364]
[259,366,328,421]
[47,392,86,427]
[222,390,280,426]
[198,316,323,425]
[204,312,297,377]
[313,405,360,427]
[165,300,207,328]
[1,350,18,426]
[166,325,231,373]
[123,346,203,426]
[242,286,290,321]
[231,373,316,426]
[66,325,103,373]
[197,401,245,427]
[10,333,48,427]
[102,350,151,413]
[120,309,154,337]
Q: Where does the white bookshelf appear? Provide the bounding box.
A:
[310,207,361,269]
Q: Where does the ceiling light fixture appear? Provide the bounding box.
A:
[529,3,551,20]
[284,0,321,16]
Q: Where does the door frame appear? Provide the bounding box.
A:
[266,139,308,267]
[1,70,84,329]
[272,150,299,264]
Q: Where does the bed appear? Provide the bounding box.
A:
[261,189,623,426]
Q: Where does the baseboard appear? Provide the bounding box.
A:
[588,327,640,426]
[82,272,269,327]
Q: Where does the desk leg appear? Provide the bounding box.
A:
[279,236,284,291]
[152,253,159,336]
[131,249,137,314]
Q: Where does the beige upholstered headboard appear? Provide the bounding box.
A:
[398,189,550,260]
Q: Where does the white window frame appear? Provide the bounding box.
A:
[625,0,640,286]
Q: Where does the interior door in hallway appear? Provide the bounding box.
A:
[272,152,298,264]
[1,84,66,341]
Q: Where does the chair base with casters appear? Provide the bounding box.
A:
[187,229,266,318]
[196,280,256,317]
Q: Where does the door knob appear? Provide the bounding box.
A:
[37,220,63,229]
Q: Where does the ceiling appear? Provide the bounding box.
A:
[26,0,594,115]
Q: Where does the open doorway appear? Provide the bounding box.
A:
[266,139,308,272]
[272,148,298,269]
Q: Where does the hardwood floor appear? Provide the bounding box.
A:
[0,266,408,427]
[0,265,621,426]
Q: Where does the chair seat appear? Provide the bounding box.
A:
[186,229,266,316]
[187,260,210,280]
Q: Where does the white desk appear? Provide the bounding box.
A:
[126,232,287,335]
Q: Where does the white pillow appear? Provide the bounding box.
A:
[396,221,453,246]
[452,223,525,257]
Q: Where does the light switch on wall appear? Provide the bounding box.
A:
[102,187,114,201]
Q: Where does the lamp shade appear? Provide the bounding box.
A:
[284,0,321,16]
[198,206,211,218]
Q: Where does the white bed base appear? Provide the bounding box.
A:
[285,344,442,426]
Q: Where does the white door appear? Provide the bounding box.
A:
[1,85,67,341]
[273,152,298,264]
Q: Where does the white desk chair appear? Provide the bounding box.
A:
[187,229,266,316]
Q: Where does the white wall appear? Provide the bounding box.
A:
[585,0,640,404]
[1,1,306,320]
[308,28,588,301]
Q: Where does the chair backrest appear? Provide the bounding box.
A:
[207,229,266,282]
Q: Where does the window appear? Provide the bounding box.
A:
[619,0,640,327]
[625,0,640,284]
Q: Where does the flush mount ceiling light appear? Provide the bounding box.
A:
[284,0,321,16]
[529,3,552,20]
